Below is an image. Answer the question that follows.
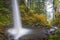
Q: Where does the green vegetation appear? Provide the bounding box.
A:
[48,30,60,40]
[0,0,12,26]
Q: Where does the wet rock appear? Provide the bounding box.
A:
[19,29,48,40]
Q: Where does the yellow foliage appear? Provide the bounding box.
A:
[53,18,60,27]
[20,6,48,27]
[20,7,48,27]
[20,9,25,13]
[54,18,60,22]
[55,11,59,17]
[33,14,47,25]
[28,10,35,14]
[20,5,26,9]
[53,9,60,27]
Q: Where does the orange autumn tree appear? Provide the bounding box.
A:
[33,14,47,26]
[22,14,48,28]
[20,5,48,28]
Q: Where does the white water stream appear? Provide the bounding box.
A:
[8,0,31,40]
[45,0,54,24]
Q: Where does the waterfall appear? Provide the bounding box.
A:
[12,0,22,29]
[7,0,31,40]
[45,0,54,24]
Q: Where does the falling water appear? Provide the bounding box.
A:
[44,0,59,34]
[12,0,22,29]
[8,0,31,40]
[45,0,54,24]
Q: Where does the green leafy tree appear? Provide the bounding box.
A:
[0,0,13,26]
